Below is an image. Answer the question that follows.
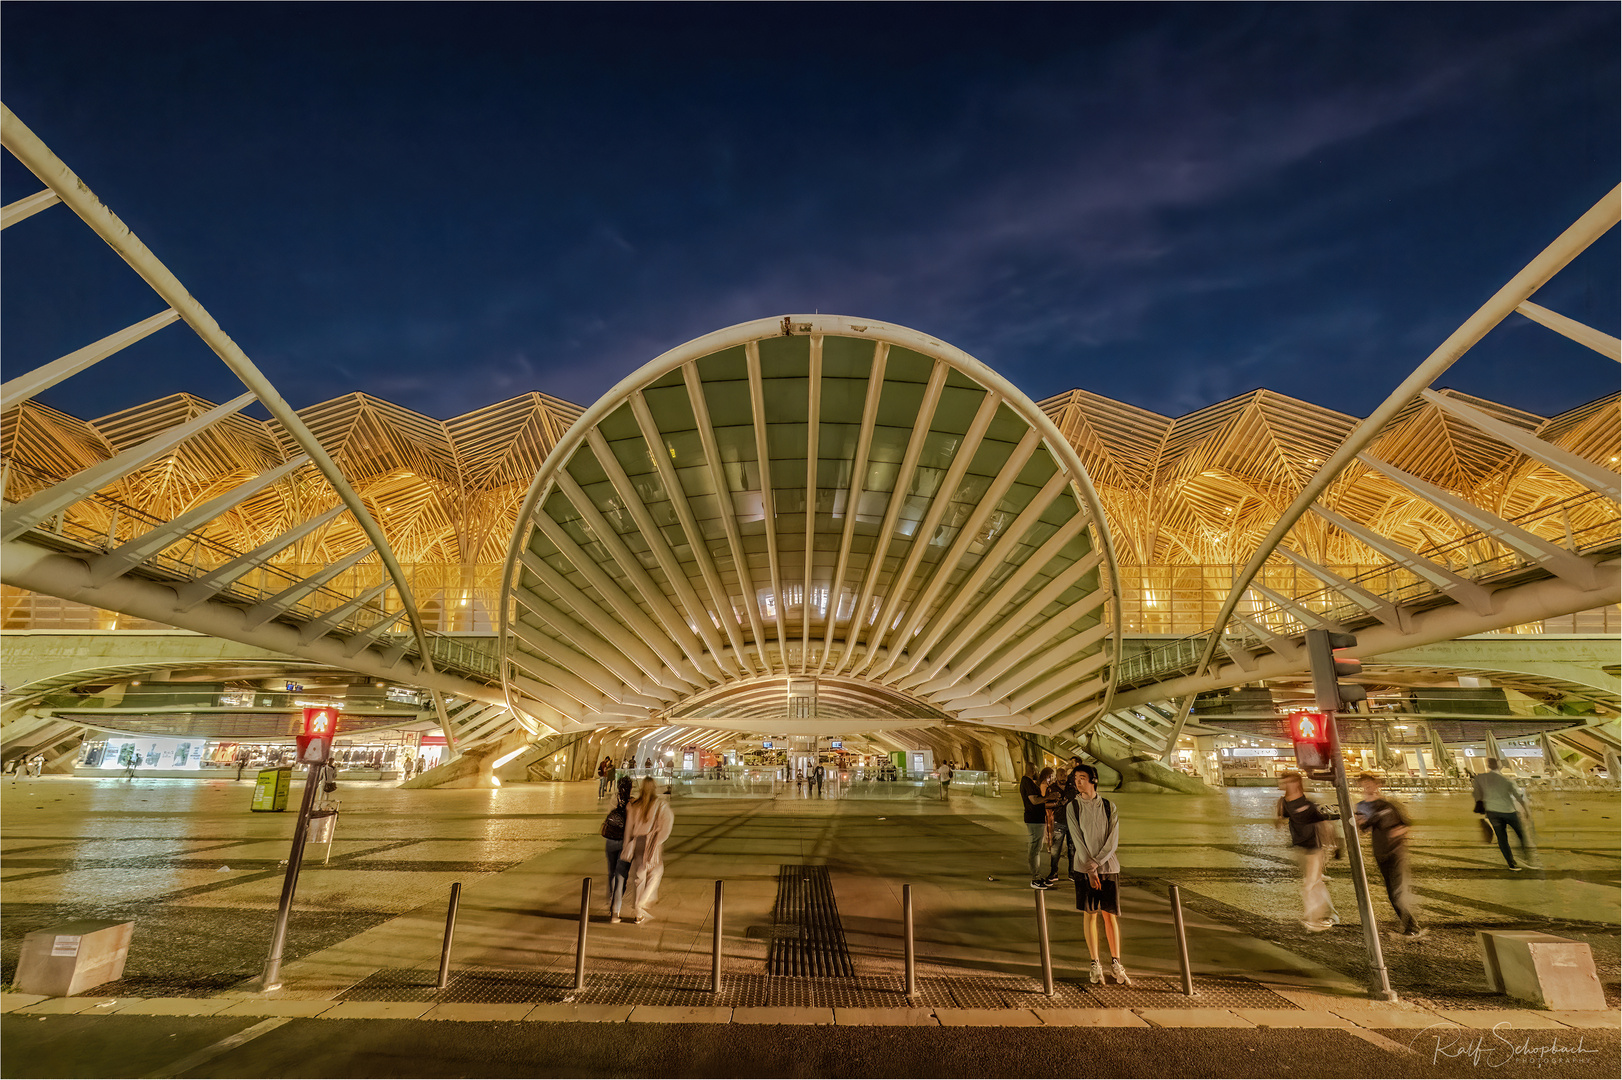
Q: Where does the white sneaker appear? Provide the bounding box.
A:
[1088,961,1104,985]
[1110,960,1132,986]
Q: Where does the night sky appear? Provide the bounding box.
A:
[2,3,1617,424]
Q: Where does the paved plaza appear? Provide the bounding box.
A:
[3,775,1617,998]
[2,775,1618,1076]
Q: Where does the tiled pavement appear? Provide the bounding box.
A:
[3,776,1616,1031]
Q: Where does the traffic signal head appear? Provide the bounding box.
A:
[1289,710,1333,770]
[1306,629,1366,712]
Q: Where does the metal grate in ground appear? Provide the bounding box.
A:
[337,968,1301,1010]
[767,864,855,978]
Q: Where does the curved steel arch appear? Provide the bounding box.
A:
[0,104,522,753]
[500,315,1123,736]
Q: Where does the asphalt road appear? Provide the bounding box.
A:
[4,1016,1618,1079]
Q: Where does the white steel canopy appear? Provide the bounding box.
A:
[500,315,1122,737]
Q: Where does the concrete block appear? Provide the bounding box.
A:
[934,1008,1042,1027]
[422,1003,534,1022]
[13,921,132,998]
[1033,1008,1148,1027]
[1434,1009,1575,1030]
[732,1007,835,1025]
[1233,1009,1354,1028]
[833,1008,939,1026]
[216,999,338,1017]
[524,1003,634,1023]
[627,1005,732,1024]
[1477,931,1607,1011]
[113,998,234,1016]
[317,1000,434,1020]
[1137,1009,1255,1028]
[0,994,50,1014]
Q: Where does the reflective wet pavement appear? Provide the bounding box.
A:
[2,775,1616,1010]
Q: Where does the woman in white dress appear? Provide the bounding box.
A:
[621,776,674,923]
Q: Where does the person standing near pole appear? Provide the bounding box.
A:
[1471,758,1541,870]
[1066,764,1129,985]
[602,776,633,922]
[1276,771,1341,932]
[1025,766,1058,888]
[1355,774,1424,937]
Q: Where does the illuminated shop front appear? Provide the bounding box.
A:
[76,729,425,779]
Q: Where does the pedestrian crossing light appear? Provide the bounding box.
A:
[297,707,339,766]
[1306,629,1366,712]
[1289,710,1334,770]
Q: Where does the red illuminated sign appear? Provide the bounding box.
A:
[1288,710,1332,771]
[297,707,339,766]
[302,707,337,738]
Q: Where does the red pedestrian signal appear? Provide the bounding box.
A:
[1289,710,1333,770]
[302,707,337,737]
[298,708,339,766]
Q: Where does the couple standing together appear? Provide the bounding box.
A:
[601,776,674,923]
[1021,757,1130,987]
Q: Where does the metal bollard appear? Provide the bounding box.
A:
[1169,883,1195,996]
[902,883,917,999]
[1034,886,1055,998]
[711,880,724,993]
[436,882,462,990]
[574,877,591,991]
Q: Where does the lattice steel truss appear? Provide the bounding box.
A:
[0,103,564,747]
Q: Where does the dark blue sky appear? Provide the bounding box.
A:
[3,3,1617,423]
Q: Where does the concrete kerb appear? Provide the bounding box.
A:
[5,993,1619,1029]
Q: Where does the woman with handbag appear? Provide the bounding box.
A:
[621,776,675,923]
[602,776,633,922]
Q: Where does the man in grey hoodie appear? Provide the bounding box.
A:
[1066,764,1129,985]
[1471,758,1540,870]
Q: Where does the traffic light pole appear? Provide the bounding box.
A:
[258,761,325,991]
[1326,709,1397,1002]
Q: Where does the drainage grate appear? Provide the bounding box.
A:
[337,969,1302,1010]
[767,864,855,978]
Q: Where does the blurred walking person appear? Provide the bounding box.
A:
[1472,758,1540,870]
[621,777,674,923]
[1355,774,1424,936]
[597,756,614,799]
[1276,772,1341,931]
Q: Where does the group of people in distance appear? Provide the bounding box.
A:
[1021,756,1130,987]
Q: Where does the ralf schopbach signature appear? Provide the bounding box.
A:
[1416,1023,1602,1068]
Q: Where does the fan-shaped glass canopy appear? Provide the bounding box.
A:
[500,316,1121,737]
